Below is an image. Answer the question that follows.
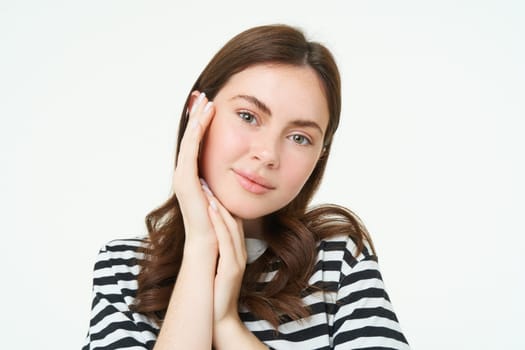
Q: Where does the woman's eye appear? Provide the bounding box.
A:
[238,111,257,124]
[289,134,311,145]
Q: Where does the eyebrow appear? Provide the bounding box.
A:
[231,94,325,135]
[289,119,324,136]
[231,94,272,116]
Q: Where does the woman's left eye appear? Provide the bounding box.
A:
[289,134,311,145]
[238,111,257,124]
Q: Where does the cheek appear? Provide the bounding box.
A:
[281,152,319,190]
[200,117,245,171]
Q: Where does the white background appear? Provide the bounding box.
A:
[1,1,524,349]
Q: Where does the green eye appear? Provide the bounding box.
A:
[239,112,256,124]
[290,134,311,145]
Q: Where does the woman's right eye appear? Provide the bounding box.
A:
[238,111,257,125]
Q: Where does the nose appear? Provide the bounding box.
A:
[251,137,280,169]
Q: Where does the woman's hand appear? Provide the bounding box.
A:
[153,92,219,350]
[172,91,216,247]
[201,181,246,325]
[167,91,265,349]
[200,182,253,348]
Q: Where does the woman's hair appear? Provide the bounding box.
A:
[133,24,374,328]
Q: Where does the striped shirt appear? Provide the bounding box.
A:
[83,235,409,349]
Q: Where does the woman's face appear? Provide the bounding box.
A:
[199,64,329,220]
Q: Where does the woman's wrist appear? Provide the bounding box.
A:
[213,317,267,350]
[213,317,243,349]
[183,234,218,255]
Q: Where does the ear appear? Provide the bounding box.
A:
[318,146,328,160]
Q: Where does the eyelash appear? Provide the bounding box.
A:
[238,111,257,125]
[289,134,312,145]
[237,111,313,146]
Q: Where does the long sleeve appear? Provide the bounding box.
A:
[82,239,159,350]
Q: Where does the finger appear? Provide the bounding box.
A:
[203,190,246,265]
[187,91,214,131]
[175,93,214,184]
[178,92,207,162]
[189,90,204,115]
[201,180,234,227]
[172,92,215,233]
[216,203,246,264]
[200,178,214,196]
[201,178,246,266]
[201,181,237,236]
[207,201,236,266]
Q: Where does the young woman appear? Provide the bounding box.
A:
[83,24,410,349]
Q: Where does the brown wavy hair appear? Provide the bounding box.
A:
[133,24,374,328]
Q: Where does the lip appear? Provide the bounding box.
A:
[233,169,275,194]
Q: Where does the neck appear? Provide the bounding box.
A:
[242,218,264,239]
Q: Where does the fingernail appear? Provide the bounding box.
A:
[190,92,206,114]
[201,184,213,196]
[209,199,218,211]
[200,178,213,195]
[203,101,213,113]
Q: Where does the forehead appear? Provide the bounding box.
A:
[215,64,330,131]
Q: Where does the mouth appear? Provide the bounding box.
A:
[233,169,275,194]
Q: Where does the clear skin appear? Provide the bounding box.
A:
[153,64,329,350]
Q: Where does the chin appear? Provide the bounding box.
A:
[226,206,270,220]
[221,201,275,220]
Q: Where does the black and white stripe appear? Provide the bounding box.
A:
[83,236,409,349]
